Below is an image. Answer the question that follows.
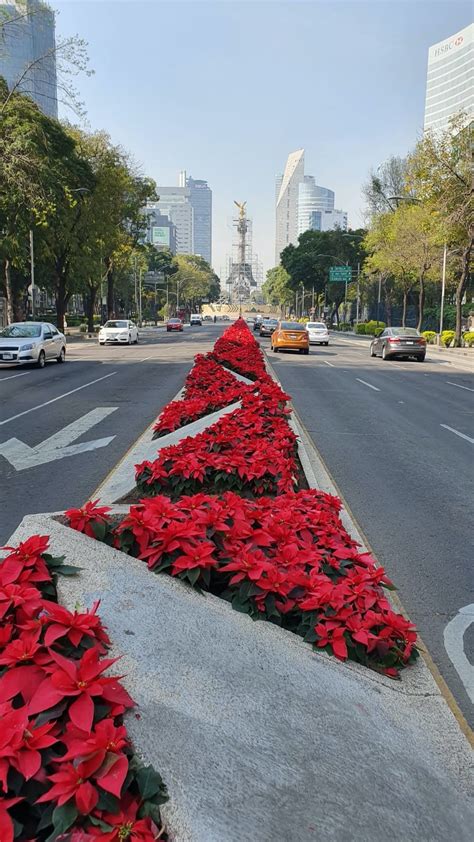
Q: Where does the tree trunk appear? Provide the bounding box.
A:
[107,265,114,320]
[416,274,425,332]
[55,273,67,333]
[85,283,98,333]
[402,291,408,327]
[454,240,472,346]
[4,259,14,324]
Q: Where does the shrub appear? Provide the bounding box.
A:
[441,330,455,347]
[79,323,88,333]
[355,323,366,335]
[365,320,386,335]
[462,331,474,347]
[339,322,351,332]
[422,331,437,344]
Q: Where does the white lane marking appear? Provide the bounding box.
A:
[356,378,380,392]
[398,401,405,404]
[0,372,117,426]
[444,604,474,704]
[446,381,474,393]
[0,406,117,470]
[440,424,474,444]
[323,361,334,367]
[0,371,32,382]
[140,356,154,362]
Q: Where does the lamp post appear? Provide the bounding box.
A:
[342,232,364,325]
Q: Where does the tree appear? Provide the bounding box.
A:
[406,115,473,344]
[169,254,219,312]
[262,266,293,311]
[362,155,410,217]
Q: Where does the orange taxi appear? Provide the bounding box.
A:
[271,321,309,354]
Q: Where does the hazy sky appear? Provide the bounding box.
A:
[55,0,472,275]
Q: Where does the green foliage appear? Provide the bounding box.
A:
[422,330,437,344]
[355,323,367,335]
[79,323,88,333]
[463,331,474,347]
[365,320,386,335]
[441,330,455,347]
[262,265,293,307]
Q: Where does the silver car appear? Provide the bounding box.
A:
[0,322,66,368]
[370,327,427,361]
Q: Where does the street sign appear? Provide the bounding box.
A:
[328,266,352,283]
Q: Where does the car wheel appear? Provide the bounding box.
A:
[134,335,139,344]
[128,334,132,345]
[370,344,376,357]
[57,347,66,363]
[36,350,46,369]
[325,342,329,346]
[304,348,309,355]
[273,346,278,352]
[382,345,390,360]
[416,355,426,362]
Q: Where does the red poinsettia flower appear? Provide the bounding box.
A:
[0,796,23,842]
[0,628,43,668]
[86,793,161,841]
[28,647,134,732]
[41,600,111,650]
[314,621,348,661]
[61,717,128,793]
[0,705,58,784]
[65,500,111,538]
[37,762,99,814]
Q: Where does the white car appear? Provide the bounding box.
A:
[98,320,139,345]
[190,314,202,326]
[0,322,66,368]
[306,322,329,346]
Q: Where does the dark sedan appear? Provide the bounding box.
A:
[370,327,426,361]
[259,318,279,337]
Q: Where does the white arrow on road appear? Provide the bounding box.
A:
[0,407,118,471]
[444,603,474,704]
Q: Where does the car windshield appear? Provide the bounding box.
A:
[306,323,326,329]
[280,322,306,331]
[169,319,180,323]
[263,320,278,325]
[391,328,420,336]
[104,321,128,329]
[0,324,42,338]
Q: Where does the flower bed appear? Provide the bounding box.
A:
[66,494,418,677]
[138,380,298,498]
[212,321,268,381]
[0,534,167,841]
[153,354,253,438]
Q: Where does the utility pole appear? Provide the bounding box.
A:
[138,267,143,326]
[356,263,360,325]
[29,229,35,319]
[376,274,382,328]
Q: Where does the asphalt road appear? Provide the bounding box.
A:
[261,333,474,728]
[0,323,224,546]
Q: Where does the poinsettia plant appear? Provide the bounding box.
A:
[66,492,418,678]
[0,536,168,841]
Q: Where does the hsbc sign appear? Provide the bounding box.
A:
[433,34,464,58]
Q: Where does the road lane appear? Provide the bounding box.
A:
[263,335,474,727]
[0,324,224,545]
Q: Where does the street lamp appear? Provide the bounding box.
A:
[342,232,364,325]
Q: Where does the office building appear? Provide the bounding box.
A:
[297,177,335,235]
[0,0,58,118]
[151,187,194,254]
[143,209,177,254]
[275,148,305,263]
[308,209,348,232]
[179,172,212,265]
[424,23,473,133]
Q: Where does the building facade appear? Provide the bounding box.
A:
[0,0,58,118]
[151,187,194,254]
[275,148,305,263]
[143,209,177,254]
[308,209,348,232]
[424,23,473,133]
[179,172,212,264]
[297,177,335,235]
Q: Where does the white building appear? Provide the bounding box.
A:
[151,187,194,254]
[0,0,58,118]
[297,177,335,235]
[275,149,305,263]
[424,23,473,133]
[318,209,348,232]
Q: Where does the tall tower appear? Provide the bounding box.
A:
[225,201,256,302]
[275,149,304,264]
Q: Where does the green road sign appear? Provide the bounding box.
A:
[328,266,352,283]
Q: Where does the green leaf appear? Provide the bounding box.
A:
[43,554,66,568]
[135,764,165,800]
[47,802,78,841]
[56,564,81,576]
[92,520,107,541]
[89,815,114,831]
[97,789,120,812]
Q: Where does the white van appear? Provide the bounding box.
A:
[190,313,202,326]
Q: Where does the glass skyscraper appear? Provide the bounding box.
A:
[297,177,335,235]
[424,23,473,133]
[0,0,58,118]
[180,173,212,265]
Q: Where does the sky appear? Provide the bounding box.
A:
[54,0,472,276]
